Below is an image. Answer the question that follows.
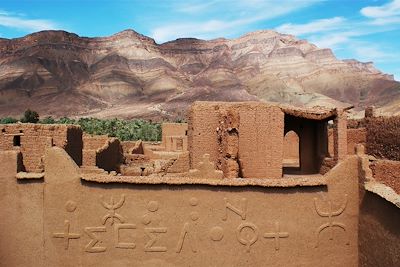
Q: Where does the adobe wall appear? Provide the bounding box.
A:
[366,116,400,160]
[0,124,82,172]
[328,128,366,156]
[96,138,123,172]
[359,191,400,267]
[0,147,360,266]
[162,123,188,151]
[83,134,109,150]
[0,151,44,266]
[189,102,284,178]
[370,160,400,194]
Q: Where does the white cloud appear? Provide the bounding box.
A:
[0,11,58,32]
[150,0,321,43]
[352,45,392,62]
[361,0,400,25]
[361,0,400,18]
[176,1,217,14]
[276,17,345,36]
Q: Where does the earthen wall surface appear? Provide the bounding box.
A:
[370,160,400,194]
[162,123,188,147]
[189,102,284,178]
[366,116,400,160]
[0,124,81,172]
[96,138,123,172]
[359,191,400,267]
[0,148,360,266]
[83,135,109,150]
[238,104,284,178]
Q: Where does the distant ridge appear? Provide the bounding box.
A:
[0,29,399,119]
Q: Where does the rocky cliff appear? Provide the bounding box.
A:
[0,29,398,119]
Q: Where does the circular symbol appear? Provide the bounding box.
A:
[147,201,159,212]
[189,197,198,206]
[65,200,77,212]
[142,214,151,225]
[210,226,224,241]
[190,212,199,221]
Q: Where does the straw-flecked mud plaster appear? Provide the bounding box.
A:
[0,147,359,266]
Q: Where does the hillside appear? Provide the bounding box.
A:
[0,29,399,119]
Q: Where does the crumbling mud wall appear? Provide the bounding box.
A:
[189,102,284,179]
[162,123,188,151]
[370,160,400,194]
[366,116,400,160]
[96,138,123,172]
[0,124,82,172]
[328,128,366,156]
[359,191,400,267]
[0,147,360,266]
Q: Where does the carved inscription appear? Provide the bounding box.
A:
[100,194,126,225]
[209,226,224,241]
[263,222,289,251]
[114,223,136,249]
[223,198,247,221]
[176,198,199,253]
[314,194,349,248]
[236,222,258,252]
[52,220,81,250]
[176,222,197,253]
[144,228,168,252]
[84,226,106,253]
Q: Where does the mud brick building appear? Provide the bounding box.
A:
[0,102,399,267]
[0,123,82,172]
[189,101,346,178]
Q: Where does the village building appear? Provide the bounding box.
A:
[0,101,398,267]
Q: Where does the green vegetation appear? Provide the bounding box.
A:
[1,110,162,141]
[21,109,39,123]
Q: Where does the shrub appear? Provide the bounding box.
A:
[21,109,39,123]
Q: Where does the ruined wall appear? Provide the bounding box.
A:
[83,134,109,150]
[189,102,284,179]
[96,138,123,172]
[0,124,81,172]
[333,111,347,160]
[0,147,360,266]
[238,104,284,178]
[347,128,366,155]
[359,191,400,267]
[366,116,400,160]
[370,160,400,194]
[162,123,188,150]
[82,135,109,167]
[328,128,366,157]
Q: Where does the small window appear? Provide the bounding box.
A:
[13,136,21,146]
[1,129,5,133]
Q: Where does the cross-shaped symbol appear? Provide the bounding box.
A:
[52,220,81,250]
[263,222,289,251]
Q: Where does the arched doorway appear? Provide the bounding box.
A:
[283,130,300,168]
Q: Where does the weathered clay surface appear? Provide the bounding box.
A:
[0,148,359,266]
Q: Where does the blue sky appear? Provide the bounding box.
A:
[0,0,399,80]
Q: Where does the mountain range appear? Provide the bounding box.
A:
[0,29,399,119]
